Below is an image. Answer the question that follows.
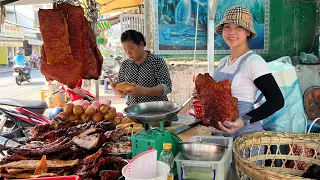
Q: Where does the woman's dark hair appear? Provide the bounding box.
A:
[121,30,146,47]
[247,33,254,41]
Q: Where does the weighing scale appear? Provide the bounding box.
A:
[123,98,193,175]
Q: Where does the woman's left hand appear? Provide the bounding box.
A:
[218,117,245,134]
[127,84,148,98]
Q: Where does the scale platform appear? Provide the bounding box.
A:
[123,101,188,175]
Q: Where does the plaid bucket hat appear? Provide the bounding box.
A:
[215,6,257,37]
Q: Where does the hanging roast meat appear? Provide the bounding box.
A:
[39,4,103,88]
[38,9,73,65]
[195,73,238,130]
[39,7,83,88]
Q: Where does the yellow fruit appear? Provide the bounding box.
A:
[64,103,74,115]
[92,113,103,123]
[112,117,121,126]
[121,117,134,124]
[81,114,91,122]
[108,107,116,117]
[69,114,80,121]
[73,105,84,115]
[58,112,69,118]
[104,112,115,121]
[85,108,96,116]
[99,104,109,114]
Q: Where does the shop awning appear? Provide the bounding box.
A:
[1,0,52,6]
[26,38,43,45]
[97,0,142,14]
[1,0,142,14]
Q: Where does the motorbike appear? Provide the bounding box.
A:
[100,56,123,86]
[8,58,13,67]
[30,57,40,69]
[0,84,95,152]
[13,65,31,85]
[0,98,49,154]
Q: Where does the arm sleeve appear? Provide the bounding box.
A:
[155,57,172,95]
[246,74,285,123]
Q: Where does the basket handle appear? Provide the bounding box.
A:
[307,118,320,134]
[291,112,307,133]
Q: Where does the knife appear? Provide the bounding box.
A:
[171,120,202,134]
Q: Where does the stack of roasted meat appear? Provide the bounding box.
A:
[0,120,130,179]
[38,3,103,88]
[195,73,238,130]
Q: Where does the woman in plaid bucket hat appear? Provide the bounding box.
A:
[196,6,284,138]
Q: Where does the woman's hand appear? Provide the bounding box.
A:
[108,76,126,97]
[108,76,118,89]
[127,84,148,98]
[218,117,245,134]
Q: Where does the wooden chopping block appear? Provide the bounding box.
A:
[167,125,212,142]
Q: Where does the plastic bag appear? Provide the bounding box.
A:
[256,56,306,133]
[299,52,320,64]
[261,80,306,133]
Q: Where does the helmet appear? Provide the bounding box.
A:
[17,50,23,55]
[49,106,63,120]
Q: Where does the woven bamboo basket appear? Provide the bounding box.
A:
[233,131,320,180]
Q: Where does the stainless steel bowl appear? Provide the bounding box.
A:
[123,101,181,123]
[178,142,227,161]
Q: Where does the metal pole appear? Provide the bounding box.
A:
[86,0,100,98]
[207,0,217,75]
[94,23,99,98]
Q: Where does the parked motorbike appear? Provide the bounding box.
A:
[100,56,123,85]
[13,65,31,85]
[0,98,49,152]
[8,57,13,67]
[0,84,96,151]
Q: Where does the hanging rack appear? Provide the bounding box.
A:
[192,0,200,82]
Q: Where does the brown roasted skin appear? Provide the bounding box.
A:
[38,9,73,65]
[75,156,125,179]
[40,45,82,89]
[39,4,103,88]
[29,121,115,142]
[57,3,85,69]
[195,73,238,130]
[82,19,103,79]
[39,5,83,88]
[8,137,73,156]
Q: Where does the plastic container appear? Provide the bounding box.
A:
[174,136,233,180]
[122,161,170,180]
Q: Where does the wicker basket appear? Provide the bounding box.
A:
[233,131,320,180]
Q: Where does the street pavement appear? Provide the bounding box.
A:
[0,68,127,112]
[0,69,45,100]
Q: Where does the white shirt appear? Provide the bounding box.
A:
[217,51,271,103]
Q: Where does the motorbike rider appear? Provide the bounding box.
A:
[30,50,39,69]
[13,50,31,78]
